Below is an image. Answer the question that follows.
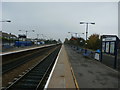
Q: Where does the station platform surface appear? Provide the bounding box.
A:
[65,45,119,89]
[1,44,55,55]
[45,45,76,88]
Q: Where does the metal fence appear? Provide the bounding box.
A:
[70,45,100,61]
[69,45,120,69]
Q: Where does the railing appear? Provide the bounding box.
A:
[70,45,100,61]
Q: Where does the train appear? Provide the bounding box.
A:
[15,41,45,47]
[15,41,33,47]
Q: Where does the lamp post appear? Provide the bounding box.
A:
[0,20,11,22]
[68,32,77,38]
[19,30,35,46]
[68,32,73,38]
[41,34,45,40]
[80,22,95,41]
[37,34,39,40]
[19,30,35,40]
[68,32,84,38]
[37,34,39,45]
[44,35,48,40]
[75,33,78,38]
[77,32,84,38]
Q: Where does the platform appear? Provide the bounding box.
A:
[1,44,56,56]
[65,45,119,88]
[45,45,77,88]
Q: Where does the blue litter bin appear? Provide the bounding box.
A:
[94,49,101,61]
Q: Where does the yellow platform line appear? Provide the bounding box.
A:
[65,46,80,90]
[70,67,80,90]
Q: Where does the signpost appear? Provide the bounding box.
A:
[101,35,119,69]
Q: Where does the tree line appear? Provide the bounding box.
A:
[64,34,101,50]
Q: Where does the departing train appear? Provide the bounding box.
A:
[15,41,33,47]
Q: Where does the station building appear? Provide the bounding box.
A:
[1,31,17,46]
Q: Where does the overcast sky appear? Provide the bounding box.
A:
[1,2,118,41]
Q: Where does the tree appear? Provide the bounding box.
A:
[58,39,62,43]
[64,38,69,44]
[64,37,85,47]
[78,37,85,47]
[86,34,101,50]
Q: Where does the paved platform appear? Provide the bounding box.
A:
[45,45,76,88]
[1,44,56,55]
[65,45,119,89]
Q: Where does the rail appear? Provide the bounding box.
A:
[2,45,61,90]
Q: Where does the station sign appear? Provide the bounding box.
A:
[100,35,119,69]
[102,37,116,41]
[101,35,119,55]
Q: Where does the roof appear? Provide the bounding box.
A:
[1,31,17,38]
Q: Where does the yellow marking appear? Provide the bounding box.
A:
[71,67,80,90]
[63,45,80,89]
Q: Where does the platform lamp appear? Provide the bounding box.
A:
[80,22,95,41]
[0,20,11,22]
[68,32,73,38]
[19,30,35,46]
[78,33,84,38]
[19,30,35,40]
[36,34,39,45]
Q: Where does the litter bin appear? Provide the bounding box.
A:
[94,49,101,61]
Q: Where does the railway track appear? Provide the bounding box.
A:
[2,45,57,74]
[2,45,61,90]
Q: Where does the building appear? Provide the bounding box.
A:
[1,31,17,39]
[1,31,17,46]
